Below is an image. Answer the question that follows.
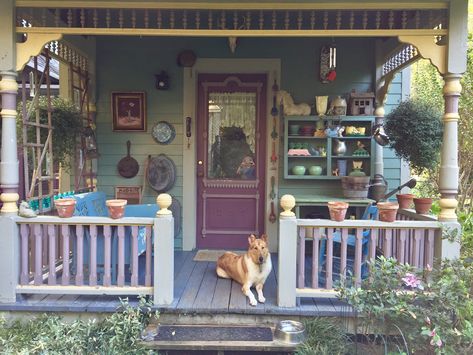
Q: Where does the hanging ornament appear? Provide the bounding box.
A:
[319,43,337,83]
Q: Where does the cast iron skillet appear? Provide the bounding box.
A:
[117,140,139,178]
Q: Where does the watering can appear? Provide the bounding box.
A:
[368,174,388,202]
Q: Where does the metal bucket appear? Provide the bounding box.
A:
[341,176,371,199]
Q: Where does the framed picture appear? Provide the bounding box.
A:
[111,92,146,132]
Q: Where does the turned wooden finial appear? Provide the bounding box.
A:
[280,194,296,217]
[156,193,172,216]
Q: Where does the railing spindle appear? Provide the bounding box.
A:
[47,225,56,285]
[383,228,392,258]
[131,226,139,287]
[354,228,363,286]
[413,229,422,268]
[311,228,320,289]
[425,229,435,267]
[75,225,84,286]
[103,225,112,286]
[145,226,152,286]
[20,224,29,285]
[34,224,43,285]
[340,228,348,280]
[117,226,125,287]
[369,228,377,261]
[398,229,407,263]
[326,228,334,289]
[61,225,70,286]
[297,226,305,288]
[89,225,97,286]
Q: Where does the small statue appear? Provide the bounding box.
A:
[277,90,311,116]
[353,140,369,156]
[325,125,344,138]
[237,156,256,179]
[332,168,339,176]
[19,201,37,218]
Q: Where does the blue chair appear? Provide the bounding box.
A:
[319,204,378,280]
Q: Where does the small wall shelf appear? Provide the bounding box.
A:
[283,115,375,180]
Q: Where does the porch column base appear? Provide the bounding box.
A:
[0,193,19,214]
[438,198,458,221]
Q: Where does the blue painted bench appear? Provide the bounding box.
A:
[72,191,158,282]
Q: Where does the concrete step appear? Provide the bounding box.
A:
[141,324,297,353]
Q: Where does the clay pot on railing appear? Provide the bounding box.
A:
[377,202,399,222]
[327,201,349,222]
[54,198,76,218]
[413,197,433,214]
[106,199,128,219]
[396,193,415,209]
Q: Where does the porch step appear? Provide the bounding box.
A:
[141,324,297,353]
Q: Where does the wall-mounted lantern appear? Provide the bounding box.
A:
[155,70,170,90]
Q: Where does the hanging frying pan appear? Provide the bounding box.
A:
[117,140,139,178]
[147,154,176,192]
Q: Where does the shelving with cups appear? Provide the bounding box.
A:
[283,115,375,180]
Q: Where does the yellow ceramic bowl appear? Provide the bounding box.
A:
[357,127,366,135]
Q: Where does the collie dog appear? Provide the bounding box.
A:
[216,234,271,306]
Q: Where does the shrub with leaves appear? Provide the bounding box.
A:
[337,257,473,354]
[17,96,83,171]
[384,99,443,173]
[0,297,158,354]
[296,318,350,355]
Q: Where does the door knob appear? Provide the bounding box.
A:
[197,160,204,177]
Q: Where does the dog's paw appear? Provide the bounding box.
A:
[249,298,258,306]
[258,296,266,303]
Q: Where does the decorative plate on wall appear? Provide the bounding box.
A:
[147,154,176,192]
[151,121,175,144]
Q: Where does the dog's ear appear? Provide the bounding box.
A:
[260,234,268,243]
[248,234,256,245]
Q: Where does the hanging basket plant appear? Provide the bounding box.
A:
[17,97,84,171]
[384,99,443,173]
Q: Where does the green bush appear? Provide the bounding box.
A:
[384,99,443,174]
[337,257,473,354]
[17,96,84,171]
[0,297,158,354]
[296,318,350,355]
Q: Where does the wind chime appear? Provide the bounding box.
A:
[269,79,279,223]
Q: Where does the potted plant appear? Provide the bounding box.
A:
[385,99,442,214]
[106,199,127,219]
[396,193,415,209]
[54,198,76,218]
[377,201,399,222]
[327,201,349,221]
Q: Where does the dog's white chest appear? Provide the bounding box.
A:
[246,254,272,285]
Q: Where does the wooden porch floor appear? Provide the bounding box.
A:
[0,251,352,318]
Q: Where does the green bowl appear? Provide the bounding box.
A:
[292,166,306,175]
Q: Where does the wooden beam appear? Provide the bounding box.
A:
[15,1,450,11]
[16,27,448,38]
[16,285,153,295]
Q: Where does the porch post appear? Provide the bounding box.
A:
[0,0,19,214]
[277,194,297,308]
[153,194,174,306]
[438,74,461,221]
[373,105,385,178]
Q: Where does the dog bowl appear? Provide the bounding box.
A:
[274,320,306,344]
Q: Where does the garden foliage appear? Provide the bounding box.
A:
[0,297,158,354]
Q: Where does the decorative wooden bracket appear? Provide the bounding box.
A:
[375,71,395,108]
[398,35,447,75]
[16,33,63,71]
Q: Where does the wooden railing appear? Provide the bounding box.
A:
[0,195,174,305]
[277,195,461,307]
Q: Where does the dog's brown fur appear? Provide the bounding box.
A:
[216,234,271,306]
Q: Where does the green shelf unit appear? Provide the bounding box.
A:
[284,115,375,179]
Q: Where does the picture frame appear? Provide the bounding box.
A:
[111,92,146,132]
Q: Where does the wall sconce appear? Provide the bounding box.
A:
[319,43,337,83]
[155,70,170,90]
[82,126,99,158]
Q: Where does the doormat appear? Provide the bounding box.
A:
[193,249,244,262]
[154,325,273,342]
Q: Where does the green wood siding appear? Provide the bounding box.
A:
[94,36,403,248]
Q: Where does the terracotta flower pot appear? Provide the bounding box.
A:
[327,201,349,222]
[377,202,399,222]
[106,199,128,219]
[396,194,415,209]
[413,197,433,214]
[54,198,76,218]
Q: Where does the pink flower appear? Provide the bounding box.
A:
[425,317,431,325]
[402,273,421,288]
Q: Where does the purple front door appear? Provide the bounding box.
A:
[196,74,267,249]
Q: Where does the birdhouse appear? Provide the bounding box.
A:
[349,90,375,116]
